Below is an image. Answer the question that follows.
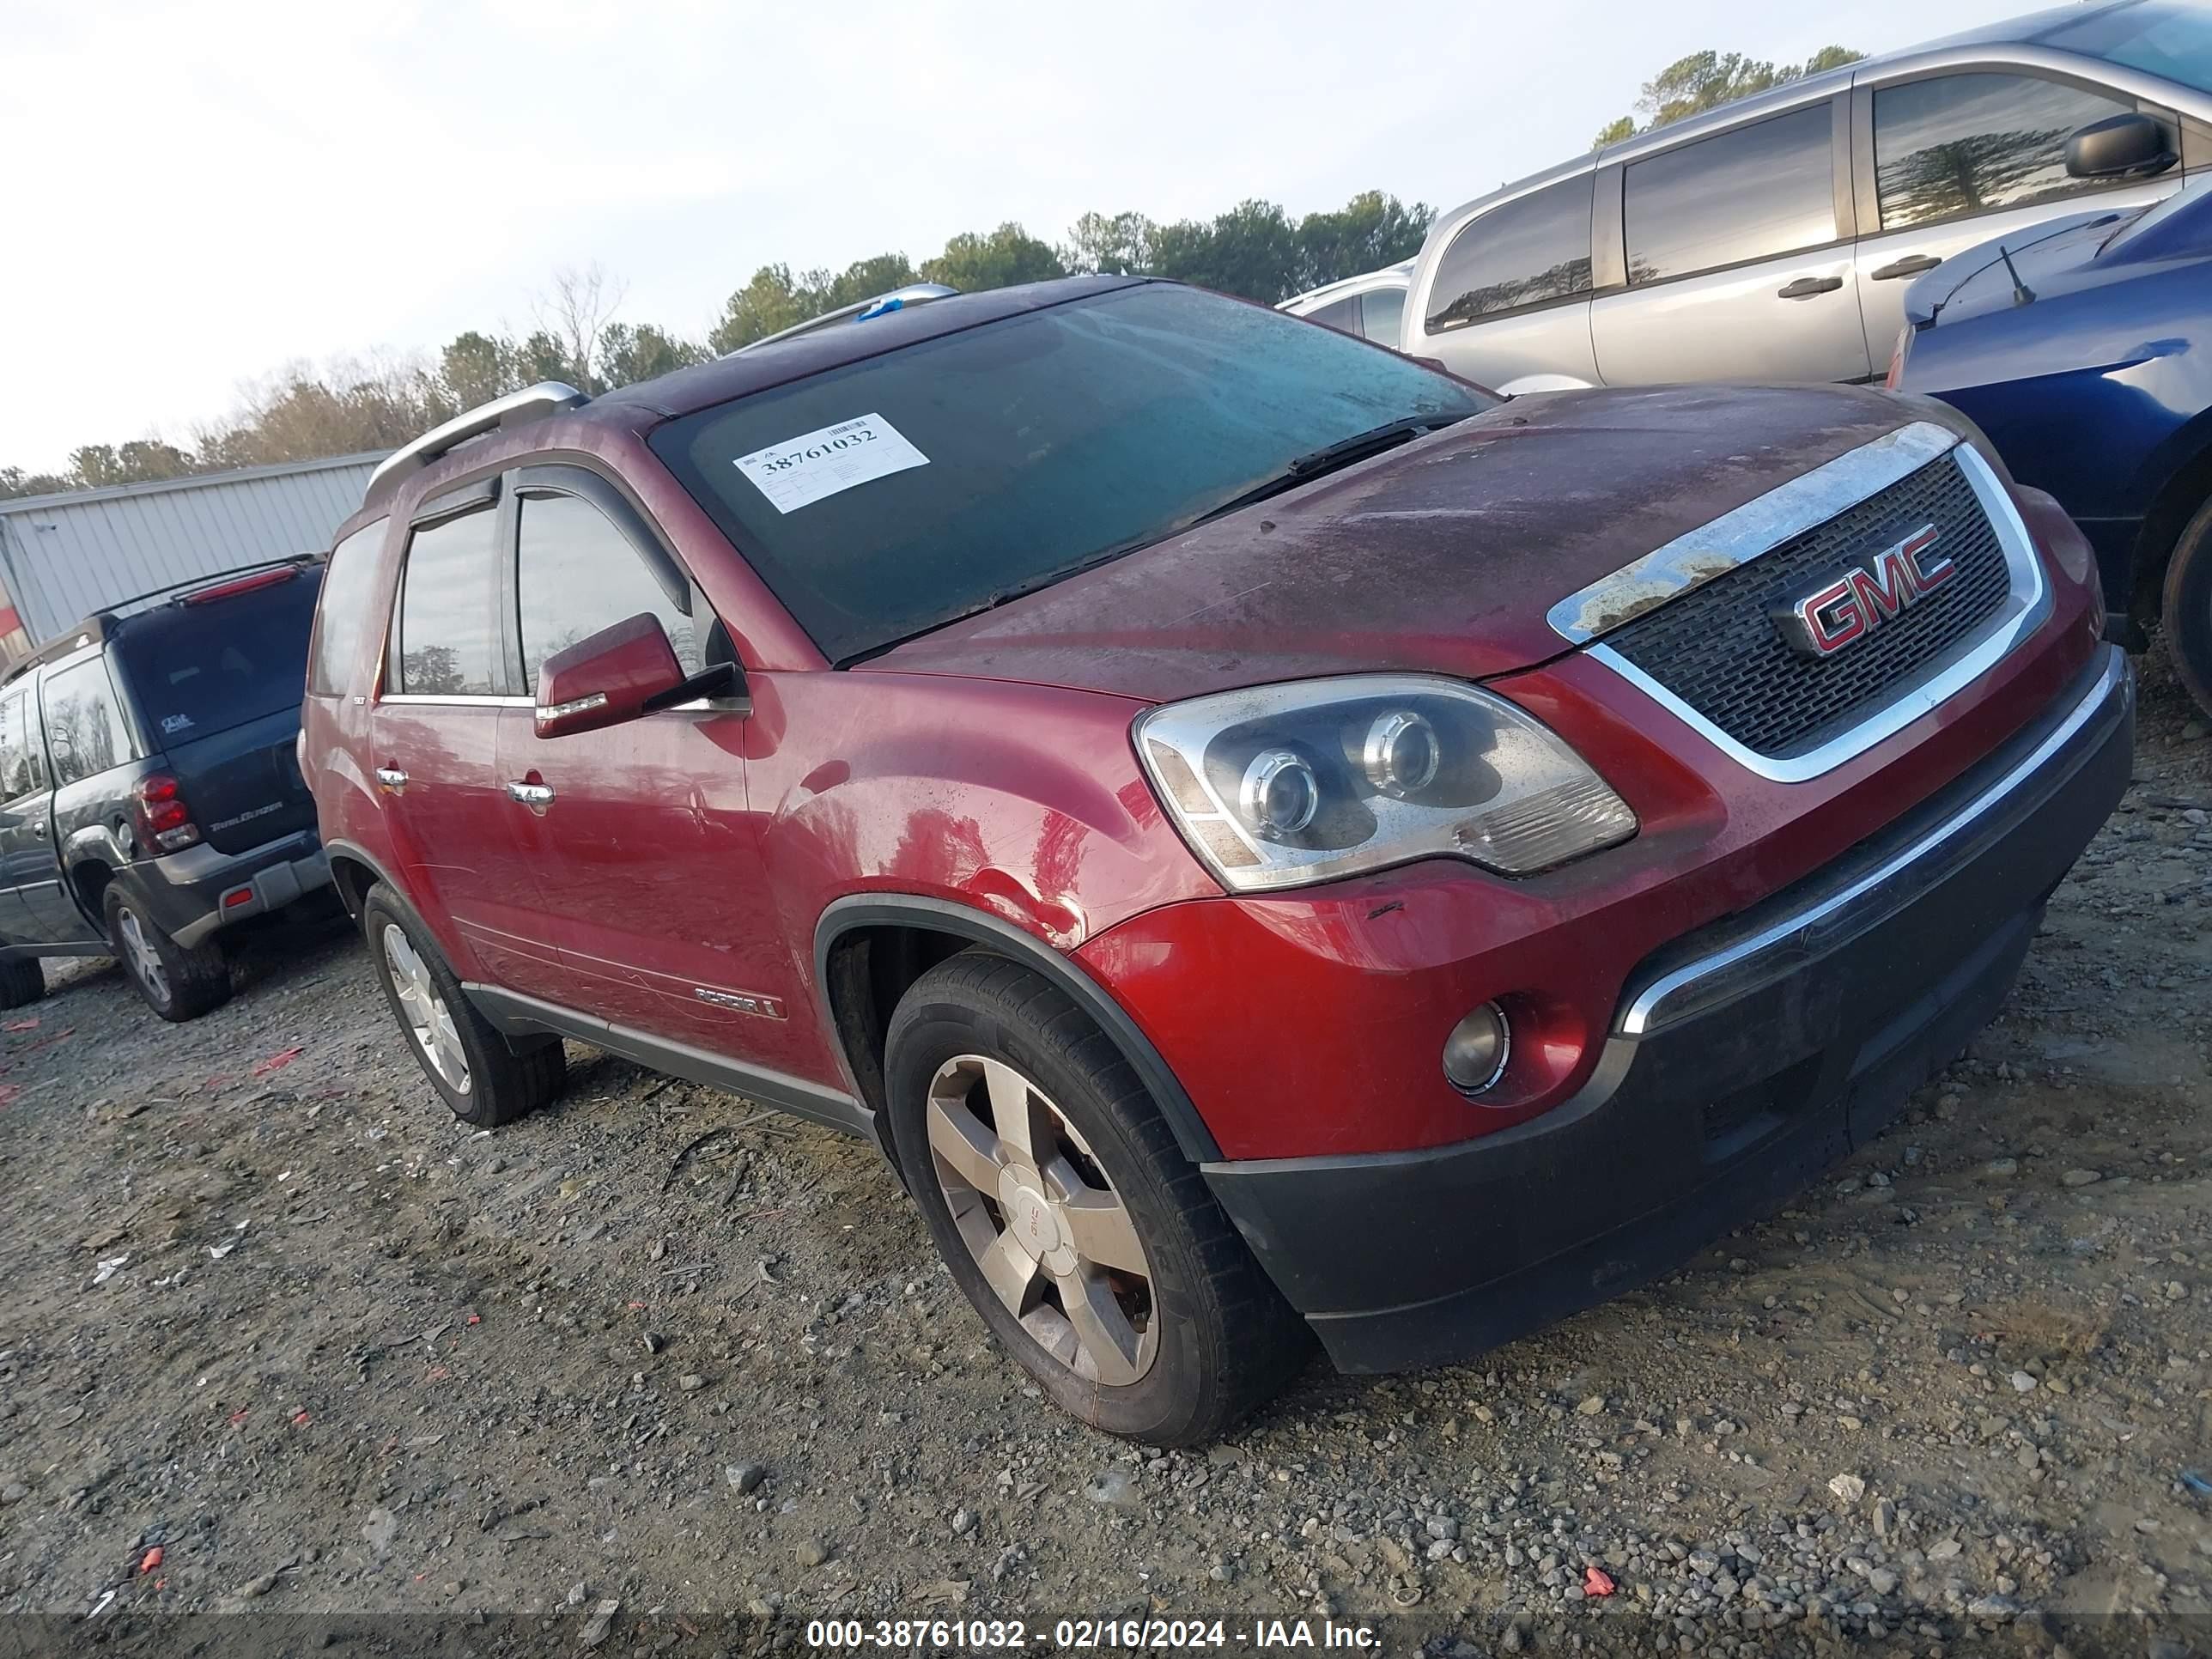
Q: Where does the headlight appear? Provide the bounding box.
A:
[1133,675,1637,893]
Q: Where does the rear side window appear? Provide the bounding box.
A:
[1425,177,1594,331]
[0,690,41,798]
[1303,295,1360,333]
[113,568,322,743]
[1625,104,1836,283]
[310,520,390,696]
[1360,287,1406,344]
[395,507,502,696]
[40,656,135,786]
[515,493,702,695]
[1874,73,2134,230]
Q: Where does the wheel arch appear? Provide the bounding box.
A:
[2129,410,2212,637]
[324,839,398,921]
[812,895,1222,1167]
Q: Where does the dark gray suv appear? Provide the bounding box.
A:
[0,561,334,1020]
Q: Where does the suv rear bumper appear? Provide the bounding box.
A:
[125,830,333,948]
[1200,645,2131,1374]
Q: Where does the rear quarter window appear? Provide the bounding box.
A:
[40,655,136,786]
[310,520,390,696]
[1424,177,1595,331]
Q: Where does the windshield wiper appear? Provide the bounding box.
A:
[1190,414,1469,526]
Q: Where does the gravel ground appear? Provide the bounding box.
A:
[0,663,2207,1659]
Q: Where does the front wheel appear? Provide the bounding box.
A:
[2161,493,2212,717]
[104,887,229,1022]
[884,951,1308,1445]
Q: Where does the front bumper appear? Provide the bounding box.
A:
[1201,645,2132,1373]
[125,830,333,949]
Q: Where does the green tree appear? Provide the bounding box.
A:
[1061,210,1158,276]
[1592,44,1863,147]
[920,223,1066,292]
[0,465,73,500]
[513,330,576,388]
[708,263,820,354]
[599,322,708,387]
[1148,199,1303,303]
[68,440,196,489]
[1293,191,1432,289]
[823,252,918,307]
[440,330,517,409]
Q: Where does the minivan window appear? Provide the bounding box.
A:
[311,520,389,696]
[41,655,134,785]
[1304,296,1360,333]
[113,568,322,743]
[1874,72,2134,231]
[1425,176,1595,331]
[2044,1,2212,97]
[395,507,502,696]
[1360,287,1406,344]
[0,690,39,798]
[653,285,1488,663]
[1625,104,1836,284]
[516,493,702,694]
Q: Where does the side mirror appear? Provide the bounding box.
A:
[534,613,688,739]
[0,810,20,830]
[2065,112,2177,179]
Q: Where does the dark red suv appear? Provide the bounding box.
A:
[304,277,2130,1444]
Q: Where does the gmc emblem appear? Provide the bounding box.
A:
[1772,524,1954,658]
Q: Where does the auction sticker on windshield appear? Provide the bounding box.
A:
[732,413,928,514]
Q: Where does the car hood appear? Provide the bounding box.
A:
[860,384,1944,704]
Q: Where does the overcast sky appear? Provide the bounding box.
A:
[5,0,2035,473]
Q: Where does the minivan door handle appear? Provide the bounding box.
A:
[374,766,409,794]
[1870,253,1942,281]
[506,780,556,813]
[1777,275,1844,300]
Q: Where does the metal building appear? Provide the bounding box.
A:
[0,452,378,659]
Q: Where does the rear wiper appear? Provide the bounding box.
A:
[1191,415,1468,526]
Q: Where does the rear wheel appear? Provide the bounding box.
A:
[884,951,1308,1445]
[2161,493,2212,717]
[360,884,564,1127]
[104,886,230,1022]
[0,956,45,1010]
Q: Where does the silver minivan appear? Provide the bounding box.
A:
[1404,0,2212,392]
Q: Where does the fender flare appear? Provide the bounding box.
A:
[811,893,1221,1165]
[58,826,131,923]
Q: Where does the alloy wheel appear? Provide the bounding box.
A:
[381,923,471,1094]
[117,907,169,1006]
[925,1054,1158,1386]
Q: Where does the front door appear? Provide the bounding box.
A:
[1591,99,1872,385]
[494,468,811,1073]
[1852,69,2185,367]
[370,482,562,999]
[0,683,61,942]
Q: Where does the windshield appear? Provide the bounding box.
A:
[650,285,1490,662]
[112,568,322,743]
[2044,1,2212,94]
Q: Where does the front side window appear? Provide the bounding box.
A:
[1874,72,2134,230]
[653,285,1487,662]
[395,507,501,696]
[311,519,390,696]
[1359,286,1407,344]
[1425,177,1595,331]
[40,656,134,786]
[0,690,38,799]
[1625,104,1836,283]
[516,492,702,695]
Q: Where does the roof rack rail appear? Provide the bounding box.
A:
[731,284,959,356]
[367,381,588,498]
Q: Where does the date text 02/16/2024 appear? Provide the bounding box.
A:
[803,1618,1380,1649]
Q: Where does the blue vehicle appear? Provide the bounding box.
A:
[1891,173,2212,711]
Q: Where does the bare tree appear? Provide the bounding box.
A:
[537,264,628,392]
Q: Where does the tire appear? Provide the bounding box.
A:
[884,950,1309,1445]
[360,883,565,1127]
[2161,493,2212,718]
[0,956,44,1010]
[104,886,230,1022]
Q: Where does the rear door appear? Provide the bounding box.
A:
[107,567,323,855]
[1357,284,1407,348]
[33,651,137,944]
[1851,68,2182,367]
[368,479,561,998]
[0,681,58,939]
[1592,98,1870,385]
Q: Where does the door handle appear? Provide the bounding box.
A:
[1870,253,1942,281]
[32,821,47,838]
[374,766,409,795]
[1777,275,1844,300]
[506,780,556,811]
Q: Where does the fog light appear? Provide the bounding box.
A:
[1443,1001,1510,1094]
